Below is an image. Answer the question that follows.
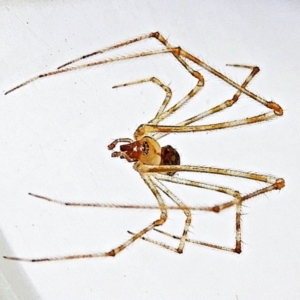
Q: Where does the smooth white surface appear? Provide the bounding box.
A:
[0,1,299,300]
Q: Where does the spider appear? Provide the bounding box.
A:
[4,32,284,262]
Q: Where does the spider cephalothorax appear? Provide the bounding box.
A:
[109,137,162,165]
[109,136,181,176]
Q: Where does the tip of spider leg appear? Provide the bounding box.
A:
[28,193,44,200]
[4,89,13,95]
[112,83,123,89]
[57,62,70,69]
[3,255,21,261]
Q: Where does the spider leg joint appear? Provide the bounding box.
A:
[275,178,285,190]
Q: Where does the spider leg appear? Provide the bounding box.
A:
[128,200,242,253]
[25,192,208,210]
[123,33,283,117]
[112,77,172,124]
[142,33,282,121]
[26,163,283,211]
[108,138,134,150]
[134,111,278,139]
[129,165,284,254]
[55,32,204,122]
[4,48,174,94]
[152,64,260,140]
[5,31,283,120]
[150,174,281,254]
[150,173,280,254]
[147,176,191,253]
[150,228,240,253]
[130,50,282,139]
[110,171,192,254]
[172,46,283,115]
[57,32,159,69]
[55,31,196,80]
[136,164,285,191]
[129,170,242,253]
[3,176,168,262]
[4,32,171,94]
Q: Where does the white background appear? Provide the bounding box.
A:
[0,1,299,299]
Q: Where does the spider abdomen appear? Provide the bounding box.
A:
[160,145,180,176]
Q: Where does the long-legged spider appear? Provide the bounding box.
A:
[4,32,284,262]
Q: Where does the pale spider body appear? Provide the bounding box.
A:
[3,32,284,262]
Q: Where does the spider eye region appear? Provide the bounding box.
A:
[141,141,150,155]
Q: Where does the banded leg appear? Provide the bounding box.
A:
[135,164,285,189]
[152,64,261,140]
[56,31,205,116]
[56,31,283,117]
[112,77,172,124]
[129,166,284,254]
[134,111,278,140]
[128,172,243,253]
[129,201,241,254]
[5,32,283,125]
[23,192,214,211]
[146,176,191,253]
[3,175,168,262]
[57,32,159,69]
